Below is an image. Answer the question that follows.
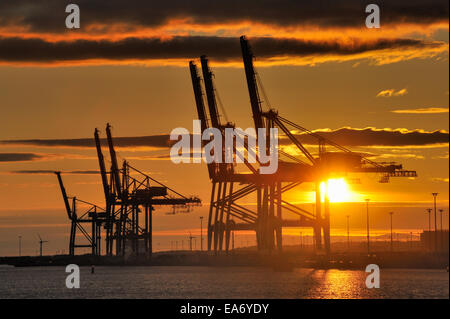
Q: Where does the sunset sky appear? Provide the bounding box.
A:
[0,1,448,256]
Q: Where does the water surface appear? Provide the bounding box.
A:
[0,266,448,299]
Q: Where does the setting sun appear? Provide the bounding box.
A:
[320,178,352,203]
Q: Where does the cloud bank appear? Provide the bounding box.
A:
[2,128,448,150]
[0,36,446,66]
[1,0,448,32]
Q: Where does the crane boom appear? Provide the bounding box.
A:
[106,123,122,198]
[94,128,111,203]
[189,61,209,133]
[200,55,221,129]
[54,171,73,220]
[190,61,216,179]
[240,36,264,130]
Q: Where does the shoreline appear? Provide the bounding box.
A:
[1,251,448,270]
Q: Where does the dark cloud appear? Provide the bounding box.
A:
[0,36,444,63]
[1,0,448,32]
[0,153,43,162]
[287,128,449,147]
[0,135,171,149]
[1,128,448,149]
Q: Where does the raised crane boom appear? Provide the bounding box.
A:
[190,60,215,179]
[240,36,264,130]
[94,128,110,204]
[105,123,122,198]
[189,61,209,133]
[200,55,221,129]
[55,171,72,220]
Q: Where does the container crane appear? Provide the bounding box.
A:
[190,36,417,255]
[94,124,201,258]
[55,171,106,256]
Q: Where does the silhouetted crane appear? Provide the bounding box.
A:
[55,171,106,256]
[94,124,201,257]
[189,36,417,255]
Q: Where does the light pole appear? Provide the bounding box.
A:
[18,236,22,257]
[200,216,204,251]
[426,208,432,232]
[346,215,350,250]
[410,232,413,249]
[365,199,370,255]
[232,231,235,250]
[389,212,394,252]
[439,208,444,251]
[301,232,304,249]
[445,210,449,231]
[432,193,438,251]
[432,193,438,231]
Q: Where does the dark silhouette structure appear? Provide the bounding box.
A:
[56,125,201,257]
[55,171,107,256]
[189,36,417,255]
[94,124,201,257]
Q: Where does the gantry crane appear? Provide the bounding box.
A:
[189,36,417,255]
[94,124,201,257]
[55,171,107,256]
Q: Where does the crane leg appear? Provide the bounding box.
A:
[276,182,282,252]
[218,182,228,252]
[224,183,233,254]
[207,182,216,251]
[70,220,76,256]
[323,196,331,255]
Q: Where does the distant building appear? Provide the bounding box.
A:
[420,230,449,252]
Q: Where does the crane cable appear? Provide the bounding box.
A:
[253,68,383,169]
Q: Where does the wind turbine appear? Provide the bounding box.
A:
[38,234,48,257]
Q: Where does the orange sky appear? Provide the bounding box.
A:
[0,1,448,256]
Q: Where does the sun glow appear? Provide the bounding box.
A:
[320,178,352,203]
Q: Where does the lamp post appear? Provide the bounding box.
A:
[432,193,438,231]
[365,198,370,255]
[389,212,394,252]
[200,216,204,251]
[300,231,303,249]
[426,208,432,232]
[18,236,22,257]
[439,209,444,251]
[432,193,438,251]
[346,215,350,250]
[410,232,413,249]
